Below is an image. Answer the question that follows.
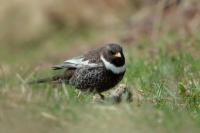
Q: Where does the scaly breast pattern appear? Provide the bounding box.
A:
[69,67,124,93]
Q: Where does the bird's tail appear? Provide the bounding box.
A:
[28,74,67,84]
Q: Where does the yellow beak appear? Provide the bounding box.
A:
[114,52,121,58]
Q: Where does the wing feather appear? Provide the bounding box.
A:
[52,56,101,70]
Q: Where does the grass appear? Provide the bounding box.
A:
[1,32,200,133]
[1,1,200,132]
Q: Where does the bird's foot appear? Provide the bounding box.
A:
[92,93,105,103]
[93,84,133,104]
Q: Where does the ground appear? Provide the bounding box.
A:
[1,0,200,133]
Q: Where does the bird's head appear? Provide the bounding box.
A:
[101,43,126,74]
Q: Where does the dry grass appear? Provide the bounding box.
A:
[2,0,199,46]
[1,0,200,133]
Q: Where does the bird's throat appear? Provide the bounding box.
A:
[100,55,126,74]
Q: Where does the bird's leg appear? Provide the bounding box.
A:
[77,91,82,98]
[93,93,105,103]
[98,93,105,100]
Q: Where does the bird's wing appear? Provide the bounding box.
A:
[52,56,101,70]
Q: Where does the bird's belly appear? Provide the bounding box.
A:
[69,67,124,93]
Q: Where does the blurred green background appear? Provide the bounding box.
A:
[1,0,200,133]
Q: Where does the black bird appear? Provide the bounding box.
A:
[31,43,126,95]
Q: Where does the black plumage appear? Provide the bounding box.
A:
[69,66,124,93]
[30,43,126,94]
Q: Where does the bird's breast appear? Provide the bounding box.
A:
[69,66,125,93]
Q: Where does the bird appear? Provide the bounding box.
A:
[30,43,126,96]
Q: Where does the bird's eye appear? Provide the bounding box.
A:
[110,50,115,55]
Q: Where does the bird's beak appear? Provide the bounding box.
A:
[114,52,121,58]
